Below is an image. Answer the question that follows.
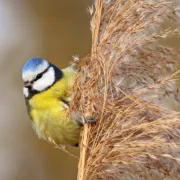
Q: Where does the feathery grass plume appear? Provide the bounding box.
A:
[72,0,180,179]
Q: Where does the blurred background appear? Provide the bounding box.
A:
[0,0,92,180]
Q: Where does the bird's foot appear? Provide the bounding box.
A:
[81,115,96,125]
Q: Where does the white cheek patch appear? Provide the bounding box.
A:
[23,87,29,97]
[22,61,49,82]
[33,67,55,91]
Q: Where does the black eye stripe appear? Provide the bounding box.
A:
[32,66,50,82]
[36,73,42,79]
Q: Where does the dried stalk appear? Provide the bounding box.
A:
[77,2,103,180]
[73,0,180,179]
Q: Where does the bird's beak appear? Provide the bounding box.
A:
[24,82,32,88]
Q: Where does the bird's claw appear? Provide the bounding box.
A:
[82,116,96,125]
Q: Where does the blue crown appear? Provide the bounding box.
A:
[22,57,48,74]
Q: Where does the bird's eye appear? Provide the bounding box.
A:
[36,74,42,79]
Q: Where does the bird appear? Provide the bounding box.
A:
[22,57,94,147]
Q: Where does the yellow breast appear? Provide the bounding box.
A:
[28,67,80,146]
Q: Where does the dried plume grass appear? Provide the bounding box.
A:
[72,0,180,179]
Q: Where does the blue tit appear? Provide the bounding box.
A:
[22,57,93,147]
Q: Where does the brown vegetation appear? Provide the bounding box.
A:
[72,1,180,179]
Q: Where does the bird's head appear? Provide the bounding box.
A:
[22,57,63,98]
